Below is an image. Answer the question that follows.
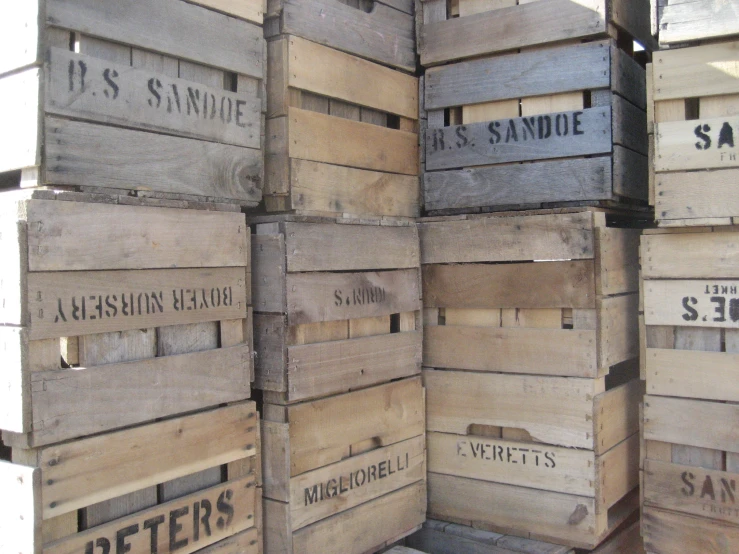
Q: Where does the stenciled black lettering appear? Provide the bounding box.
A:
[103,68,120,99]
[718,122,735,149]
[695,124,712,150]
[682,471,695,496]
[488,121,502,144]
[148,78,163,108]
[682,296,699,321]
[116,524,138,554]
[143,515,165,554]
[169,507,189,551]
[216,489,234,529]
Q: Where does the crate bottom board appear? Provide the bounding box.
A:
[427,473,639,550]
[642,506,739,554]
[264,480,426,554]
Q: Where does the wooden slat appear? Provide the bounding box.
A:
[285,36,417,118]
[271,0,415,72]
[654,42,739,101]
[289,436,425,530]
[641,231,739,279]
[419,212,595,265]
[424,369,598,449]
[647,348,739,402]
[30,345,251,446]
[287,159,420,218]
[42,117,263,203]
[27,268,247,340]
[427,473,601,549]
[281,377,424,476]
[420,0,608,66]
[655,113,739,172]
[656,169,739,221]
[283,223,419,272]
[644,395,739,453]
[425,107,612,171]
[39,402,257,519]
[598,293,640,369]
[423,157,614,211]
[423,260,596,309]
[291,481,426,554]
[47,0,264,77]
[644,280,739,328]
[46,48,260,148]
[424,40,611,109]
[427,431,597,497]
[657,0,739,45]
[286,269,421,325]
[188,0,265,23]
[643,506,739,554]
[0,460,41,554]
[25,200,248,272]
[286,107,418,175]
[285,331,421,402]
[46,476,257,554]
[0,68,41,172]
[424,326,598,378]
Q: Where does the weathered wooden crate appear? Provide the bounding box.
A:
[265,0,416,73]
[641,225,739,553]
[417,0,653,67]
[651,0,739,47]
[0,402,260,554]
[424,367,642,549]
[251,216,421,403]
[262,376,426,554]
[0,0,265,206]
[265,36,419,219]
[0,190,253,448]
[648,41,739,226]
[422,40,648,214]
[188,0,266,23]
[642,395,739,554]
[420,209,642,378]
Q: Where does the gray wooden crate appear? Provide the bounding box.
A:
[422,40,648,215]
[0,0,265,206]
[652,0,739,47]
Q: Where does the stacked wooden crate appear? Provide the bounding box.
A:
[263,0,420,220]
[0,1,266,552]
[255,3,426,552]
[415,0,652,550]
[642,3,739,552]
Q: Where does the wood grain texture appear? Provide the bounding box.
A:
[656,168,739,221]
[641,230,739,279]
[24,200,248,272]
[47,0,264,77]
[424,40,611,110]
[188,0,265,23]
[420,0,608,65]
[286,269,421,324]
[46,48,261,148]
[29,345,251,446]
[0,460,40,554]
[284,331,422,402]
[423,156,614,211]
[39,402,257,519]
[643,506,739,554]
[425,107,612,170]
[284,35,417,118]
[286,107,418,175]
[644,279,739,328]
[269,0,415,72]
[657,0,739,45]
[42,117,263,203]
[283,222,419,272]
[419,211,595,265]
[281,377,424,476]
[423,260,596,309]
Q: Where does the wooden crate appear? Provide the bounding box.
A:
[424,367,642,549]
[265,36,419,219]
[265,0,415,73]
[251,216,421,403]
[422,40,648,214]
[262,376,427,554]
[417,0,653,67]
[188,0,266,24]
[648,41,739,226]
[0,0,265,206]
[0,402,260,554]
[420,209,642,378]
[642,396,739,554]
[0,190,253,448]
[651,0,739,47]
